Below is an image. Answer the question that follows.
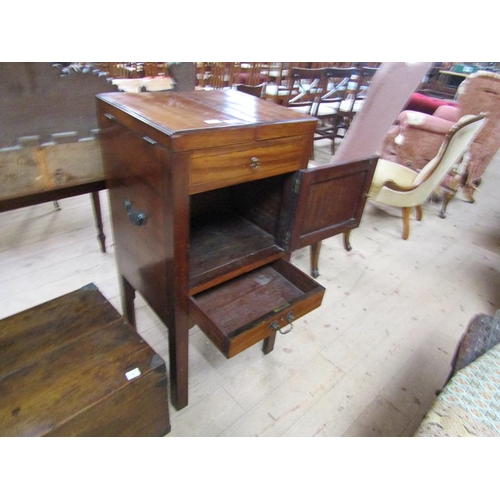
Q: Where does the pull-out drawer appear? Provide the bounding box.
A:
[189,259,325,358]
[188,135,311,194]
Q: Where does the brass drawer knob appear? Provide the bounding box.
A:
[270,312,294,335]
[250,156,260,170]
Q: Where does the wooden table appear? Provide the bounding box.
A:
[97,89,376,410]
[0,283,170,436]
[0,138,107,252]
[0,63,115,252]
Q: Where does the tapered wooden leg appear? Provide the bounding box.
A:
[91,191,106,253]
[343,230,352,251]
[401,207,411,240]
[263,332,277,354]
[120,275,136,329]
[439,189,456,219]
[310,241,321,278]
[415,205,423,221]
[167,316,190,410]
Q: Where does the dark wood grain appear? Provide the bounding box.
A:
[280,156,378,251]
[189,214,284,293]
[0,284,170,437]
[0,283,119,378]
[96,90,317,151]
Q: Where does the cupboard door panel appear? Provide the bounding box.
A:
[283,157,378,251]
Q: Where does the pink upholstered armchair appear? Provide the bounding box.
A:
[380,71,500,217]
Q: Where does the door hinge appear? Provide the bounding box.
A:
[293,177,301,194]
[284,231,291,246]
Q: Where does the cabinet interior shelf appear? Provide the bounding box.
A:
[189,213,284,294]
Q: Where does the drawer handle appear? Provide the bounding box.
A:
[270,312,294,335]
[124,199,147,226]
[250,156,260,170]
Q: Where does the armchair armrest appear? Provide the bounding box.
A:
[433,104,461,122]
[396,110,455,136]
[381,111,457,171]
[382,179,415,192]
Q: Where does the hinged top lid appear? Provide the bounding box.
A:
[96,90,318,151]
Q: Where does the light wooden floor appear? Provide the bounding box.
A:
[1,142,499,437]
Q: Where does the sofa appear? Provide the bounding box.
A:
[415,312,500,437]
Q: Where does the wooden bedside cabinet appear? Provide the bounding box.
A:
[96,90,376,410]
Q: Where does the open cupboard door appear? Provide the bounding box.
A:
[189,156,378,360]
[279,156,378,252]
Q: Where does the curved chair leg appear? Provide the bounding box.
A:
[415,205,423,221]
[310,241,321,278]
[462,184,477,204]
[401,207,411,240]
[343,230,352,251]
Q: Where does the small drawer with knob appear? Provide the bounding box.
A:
[188,135,311,194]
[189,259,325,358]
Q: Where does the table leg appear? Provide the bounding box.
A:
[262,332,277,354]
[167,314,190,410]
[91,191,106,253]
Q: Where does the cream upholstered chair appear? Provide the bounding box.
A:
[367,114,486,240]
[308,62,432,276]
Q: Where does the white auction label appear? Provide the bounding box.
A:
[125,367,141,380]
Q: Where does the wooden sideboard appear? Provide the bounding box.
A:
[96,90,376,409]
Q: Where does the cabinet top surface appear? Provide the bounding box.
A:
[97,90,317,145]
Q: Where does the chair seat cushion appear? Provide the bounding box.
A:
[339,99,364,113]
[316,103,339,117]
[288,105,312,114]
[264,85,288,97]
[368,158,418,200]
